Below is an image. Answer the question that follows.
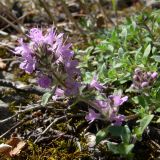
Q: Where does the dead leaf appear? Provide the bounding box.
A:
[6,137,21,148]
[10,141,26,156]
[0,143,12,153]
[0,137,26,157]
[7,137,26,156]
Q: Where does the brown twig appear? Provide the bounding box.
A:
[0,113,18,124]
[0,79,51,95]
[34,115,67,143]
[0,117,31,138]
[0,104,44,125]
[34,113,84,143]
[0,15,24,34]
[1,11,35,31]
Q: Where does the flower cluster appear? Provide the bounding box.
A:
[131,68,158,90]
[85,94,128,126]
[89,75,106,91]
[14,27,128,126]
[14,28,80,96]
[85,76,128,125]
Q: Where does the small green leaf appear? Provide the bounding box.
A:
[98,63,108,80]
[135,47,142,60]
[108,44,114,52]
[118,47,124,56]
[107,142,119,154]
[96,127,109,144]
[156,117,160,123]
[120,144,134,155]
[151,55,160,62]
[107,142,134,155]
[120,27,127,38]
[143,44,151,58]
[108,125,131,143]
[113,63,123,69]
[138,96,146,108]
[41,92,52,106]
[122,126,131,143]
[138,114,154,134]
[108,126,124,136]
[156,108,160,112]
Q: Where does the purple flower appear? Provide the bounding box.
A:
[14,27,82,99]
[134,68,142,75]
[29,28,62,47]
[44,28,56,45]
[61,43,74,61]
[55,33,64,44]
[109,95,128,107]
[110,113,125,126]
[52,88,64,100]
[141,81,149,88]
[133,75,141,82]
[14,39,33,57]
[14,39,36,73]
[151,72,158,79]
[37,75,52,88]
[55,88,64,96]
[85,109,101,123]
[131,68,158,90]
[19,57,36,74]
[65,78,80,96]
[28,28,44,44]
[94,100,109,108]
[90,75,105,91]
[55,43,74,63]
[65,60,80,76]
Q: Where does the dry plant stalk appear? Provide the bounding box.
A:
[0,2,24,34]
[58,0,83,33]
[38,0,57,28]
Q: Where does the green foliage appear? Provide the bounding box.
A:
[7,9,160,159]
[134,114,154,140]
[77,10,160,85]
[41,92,52,106]
[107,142,134,156]
[96,126,109,144]
[96,125,133,157]
[75,9,160,158]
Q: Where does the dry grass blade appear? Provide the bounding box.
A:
[0,15,23,34]
[58,0,83,33]
[0,2,24,34]
[38,0,57,27]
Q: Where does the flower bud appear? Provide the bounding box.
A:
[130,84,137,89]
[134,68,142,75]
[143,73,148,81]
[133,75,140,81]
[141,81,149,88]
[37,75,52,88]
[147,72,152,77]
[151,72,158,80]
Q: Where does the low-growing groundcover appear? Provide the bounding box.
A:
[1,9,160,160]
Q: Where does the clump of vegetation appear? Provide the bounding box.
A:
[1,1,160,159]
